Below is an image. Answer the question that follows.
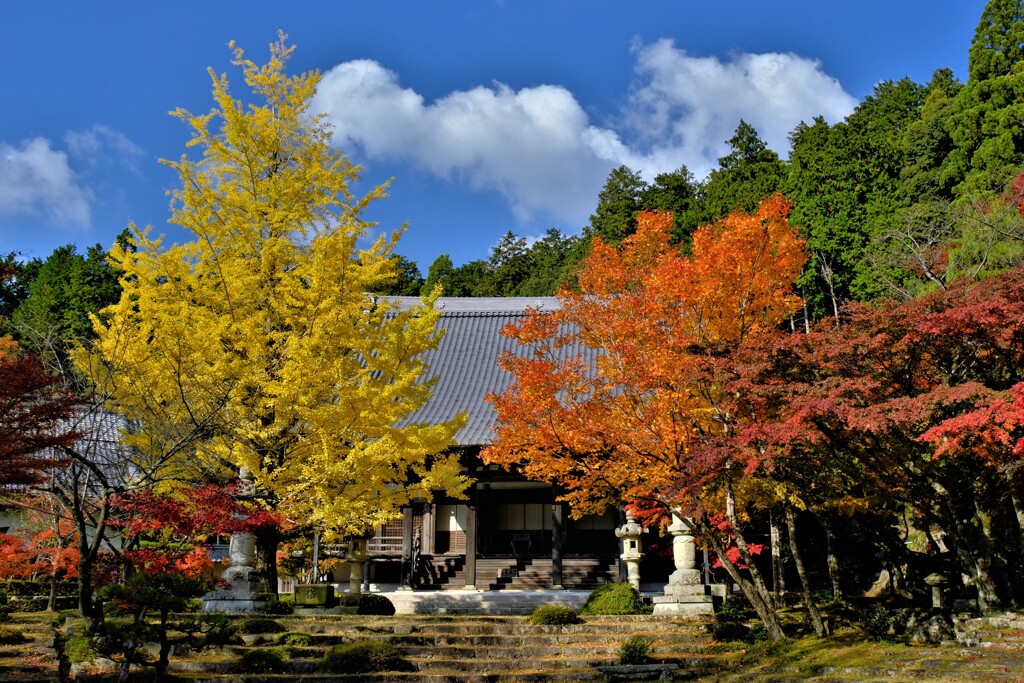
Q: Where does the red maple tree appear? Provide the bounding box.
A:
[485,196,806,639]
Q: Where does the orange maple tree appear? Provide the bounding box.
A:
[484,195,805,638]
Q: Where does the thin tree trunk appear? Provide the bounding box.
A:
[786,506,827,636]
[1005,468,1024,569]
[931,481,1002,610]
[770,510,785,607]
[717,474,786,641]
[821,514,843,605]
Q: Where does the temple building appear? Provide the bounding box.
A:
[363,297,628,591]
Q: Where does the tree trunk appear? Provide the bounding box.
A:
[713,475,786,641]
[821,514,843,605]
[1005,468,1024,569]
[155,608,171,683]
[770,510,785,608]
[255,525,280,598]
[931,480,1003,610]
[786,507,827,636]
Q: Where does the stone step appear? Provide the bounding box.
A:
[269,614,709,636]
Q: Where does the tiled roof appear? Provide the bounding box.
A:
[390,297,585,446]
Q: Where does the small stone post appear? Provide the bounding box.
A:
[924,573,949,612]
[652,510,714,615]
[615,513,645,591]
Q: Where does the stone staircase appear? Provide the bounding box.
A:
[0,612,61,682]
[162,614,715,682]
[417,557,618,591]
[11,608,1024,682]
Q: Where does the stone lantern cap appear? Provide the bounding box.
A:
[924,573,948,586]
[615,514,646,539]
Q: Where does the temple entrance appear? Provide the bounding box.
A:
[434,504,467,554]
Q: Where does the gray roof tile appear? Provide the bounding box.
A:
[392,297,585,446]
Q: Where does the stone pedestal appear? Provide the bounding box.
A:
[652,513,713,616]
[203,468,274,613]
[615,514,645,591]
[293,583,335,606]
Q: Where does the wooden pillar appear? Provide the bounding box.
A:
[551,501,564,589]
[400,506,414,589]
[422,503,434,555]
[617,507,628,583]
[464,493,478,590]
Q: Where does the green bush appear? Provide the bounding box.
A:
[336,593,397,615]
[618,635,652,665]
[238,617,287,634]
[856,605,895,641]
[320,640,410,674]
[708,621,751,642]
[579,582,648,615]
[0,626,27,645]
[234,648,286,674]
[4,579,76,597]
[528,605,581,625]
[0,588,9,622]
[715,601,747,623]
[259,599,294,615]
[269,644,302,659]
[276,631,312,646]
[357,594,396,616]
[64,636,99,664]
[10,596,48,612]
[745,623,769,644]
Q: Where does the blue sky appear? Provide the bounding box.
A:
[0,2,985,272]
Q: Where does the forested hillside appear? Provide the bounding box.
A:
[373,1,1024,317]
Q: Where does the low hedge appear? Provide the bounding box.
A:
[579,582,648,615]
[321,640,411,673]
[528,605,581,625]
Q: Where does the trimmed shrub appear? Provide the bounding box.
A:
[234,648,286,674]
[336,593,397,615]
[715,601,746,623]
[357,594,396,616]
[618,635,652,665]
[64,636,99,664]
[528,605,581,625]
[0,626,27,645]
[320,640,410,674]
[238,617,287,635]
[9,596,48,612]
[708,621,751,642]
[4,579,76,598]
[745,623,769,644]
[259,599,294,615]
[0,588,9,622]
[856,605,895,641]
[276,631,312,646]
[579,582,647,615]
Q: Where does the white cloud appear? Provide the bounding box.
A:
[624,40,858,180]
[313,60,611,225]
[312,42,857,227]
[0,137,92,225]
[65,125,145,172]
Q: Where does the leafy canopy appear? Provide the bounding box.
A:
[77,35,468,540]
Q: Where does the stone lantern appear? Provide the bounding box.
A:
[615,513,646,590]
[652,510,713,615]
[346,534,370,596]
[203,466,272,612]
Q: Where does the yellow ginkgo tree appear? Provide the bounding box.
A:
[76,36,468,585]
